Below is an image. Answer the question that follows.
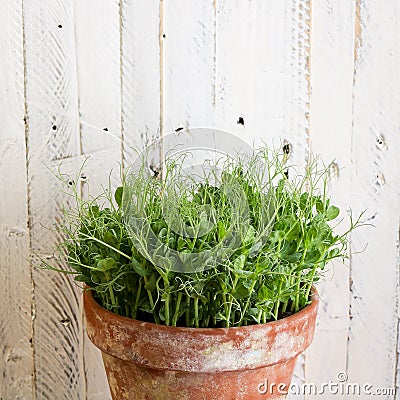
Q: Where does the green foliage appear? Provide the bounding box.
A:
[41,147,362,328]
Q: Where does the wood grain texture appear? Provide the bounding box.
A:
[215,0,311,168]
[215,2,311,398]
[347,0,400,392]
[73,0,122,397]
[0,1,33,398]
[22,0,85,397]
[163,0,216,134]
[2,1,400,398]
[74,0,122,198]
[121,0,161,169]
[306,1,356,396]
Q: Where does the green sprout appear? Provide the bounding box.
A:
[40,147,362,328]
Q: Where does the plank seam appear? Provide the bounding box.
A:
[119,0,125,172]
[71,0,88,397]
[213,0,217,110]
[346,0,359,378]
[21,0,36,397]
[353,0,362,74]
[303,0,312,390]
[306,0,312,159]
[395,221,400,394]
[159,0,164,167]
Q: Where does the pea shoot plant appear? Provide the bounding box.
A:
[42,147,361,328]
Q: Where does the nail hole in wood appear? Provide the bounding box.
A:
[60,318,71,327]
[163,33,166,38]
[68,179,74,186]
[376,134,387,150]
[375,172,386,186]
[329,162,339,179]
[52,125,57,131]
[175,127,184,132]
[367,213,377,221]
[149,165,160,178]
[237,117,244,125]
[80,173,87,182]
[283,143,291,155]
[58,24,63,29]
[103,127,108,132]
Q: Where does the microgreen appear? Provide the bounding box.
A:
[41,147,362,328]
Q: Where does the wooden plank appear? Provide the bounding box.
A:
[75,0,122,197]
[0,227,32,399]
[73,1,122,397]
[305,1,356,396]
[163,0,216,134]
[22,0,86,397]
[215,0,311,168]
[161,0,216,174]
[397,319,400,398]
[0,4,33,397]
[121,0,161,170]
[215,2,311,397]
[347,0,400,391]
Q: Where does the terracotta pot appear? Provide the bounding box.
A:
[84,289,318,400]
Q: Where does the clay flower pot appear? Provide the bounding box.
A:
[84,288,318,400]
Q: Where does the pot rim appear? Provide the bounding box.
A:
[84,286,319,372]
[84,285,319,332]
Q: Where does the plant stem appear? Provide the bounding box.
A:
[262,310,267,324]
[185,295,191,326]
[133,278,142,319]
[257,309,262,323]
[281,299,288,313]
[221,293,230,328]
[213,299,219,326]
[240,280,257,326]
[227,275,239,327]
[204,292,211,327]
[305,265,318,301]
[172,292,183,326]
[293,273,301,313]
[273,280,283,320]
[194,297,199,328]
[143,275,160,324]
[105,272,117,313]
[165,291,170,326]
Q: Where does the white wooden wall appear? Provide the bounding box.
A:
[0,1,399,399]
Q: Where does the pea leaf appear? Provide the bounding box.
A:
[144,273,157,291]
[131,257,150,276]
[232,281,251,300]
[97,258,117,271]
[304,249,321,264]
[326,205,340,221]
[74,274,89,282]
[233,254,245,271]
[315,197,324,213]
[114,186,123,208]
[258,285,273,301]
[248,241,263,258]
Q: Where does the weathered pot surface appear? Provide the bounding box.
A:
[84,289,319,400]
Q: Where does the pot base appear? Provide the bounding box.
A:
[103,352,296,400]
